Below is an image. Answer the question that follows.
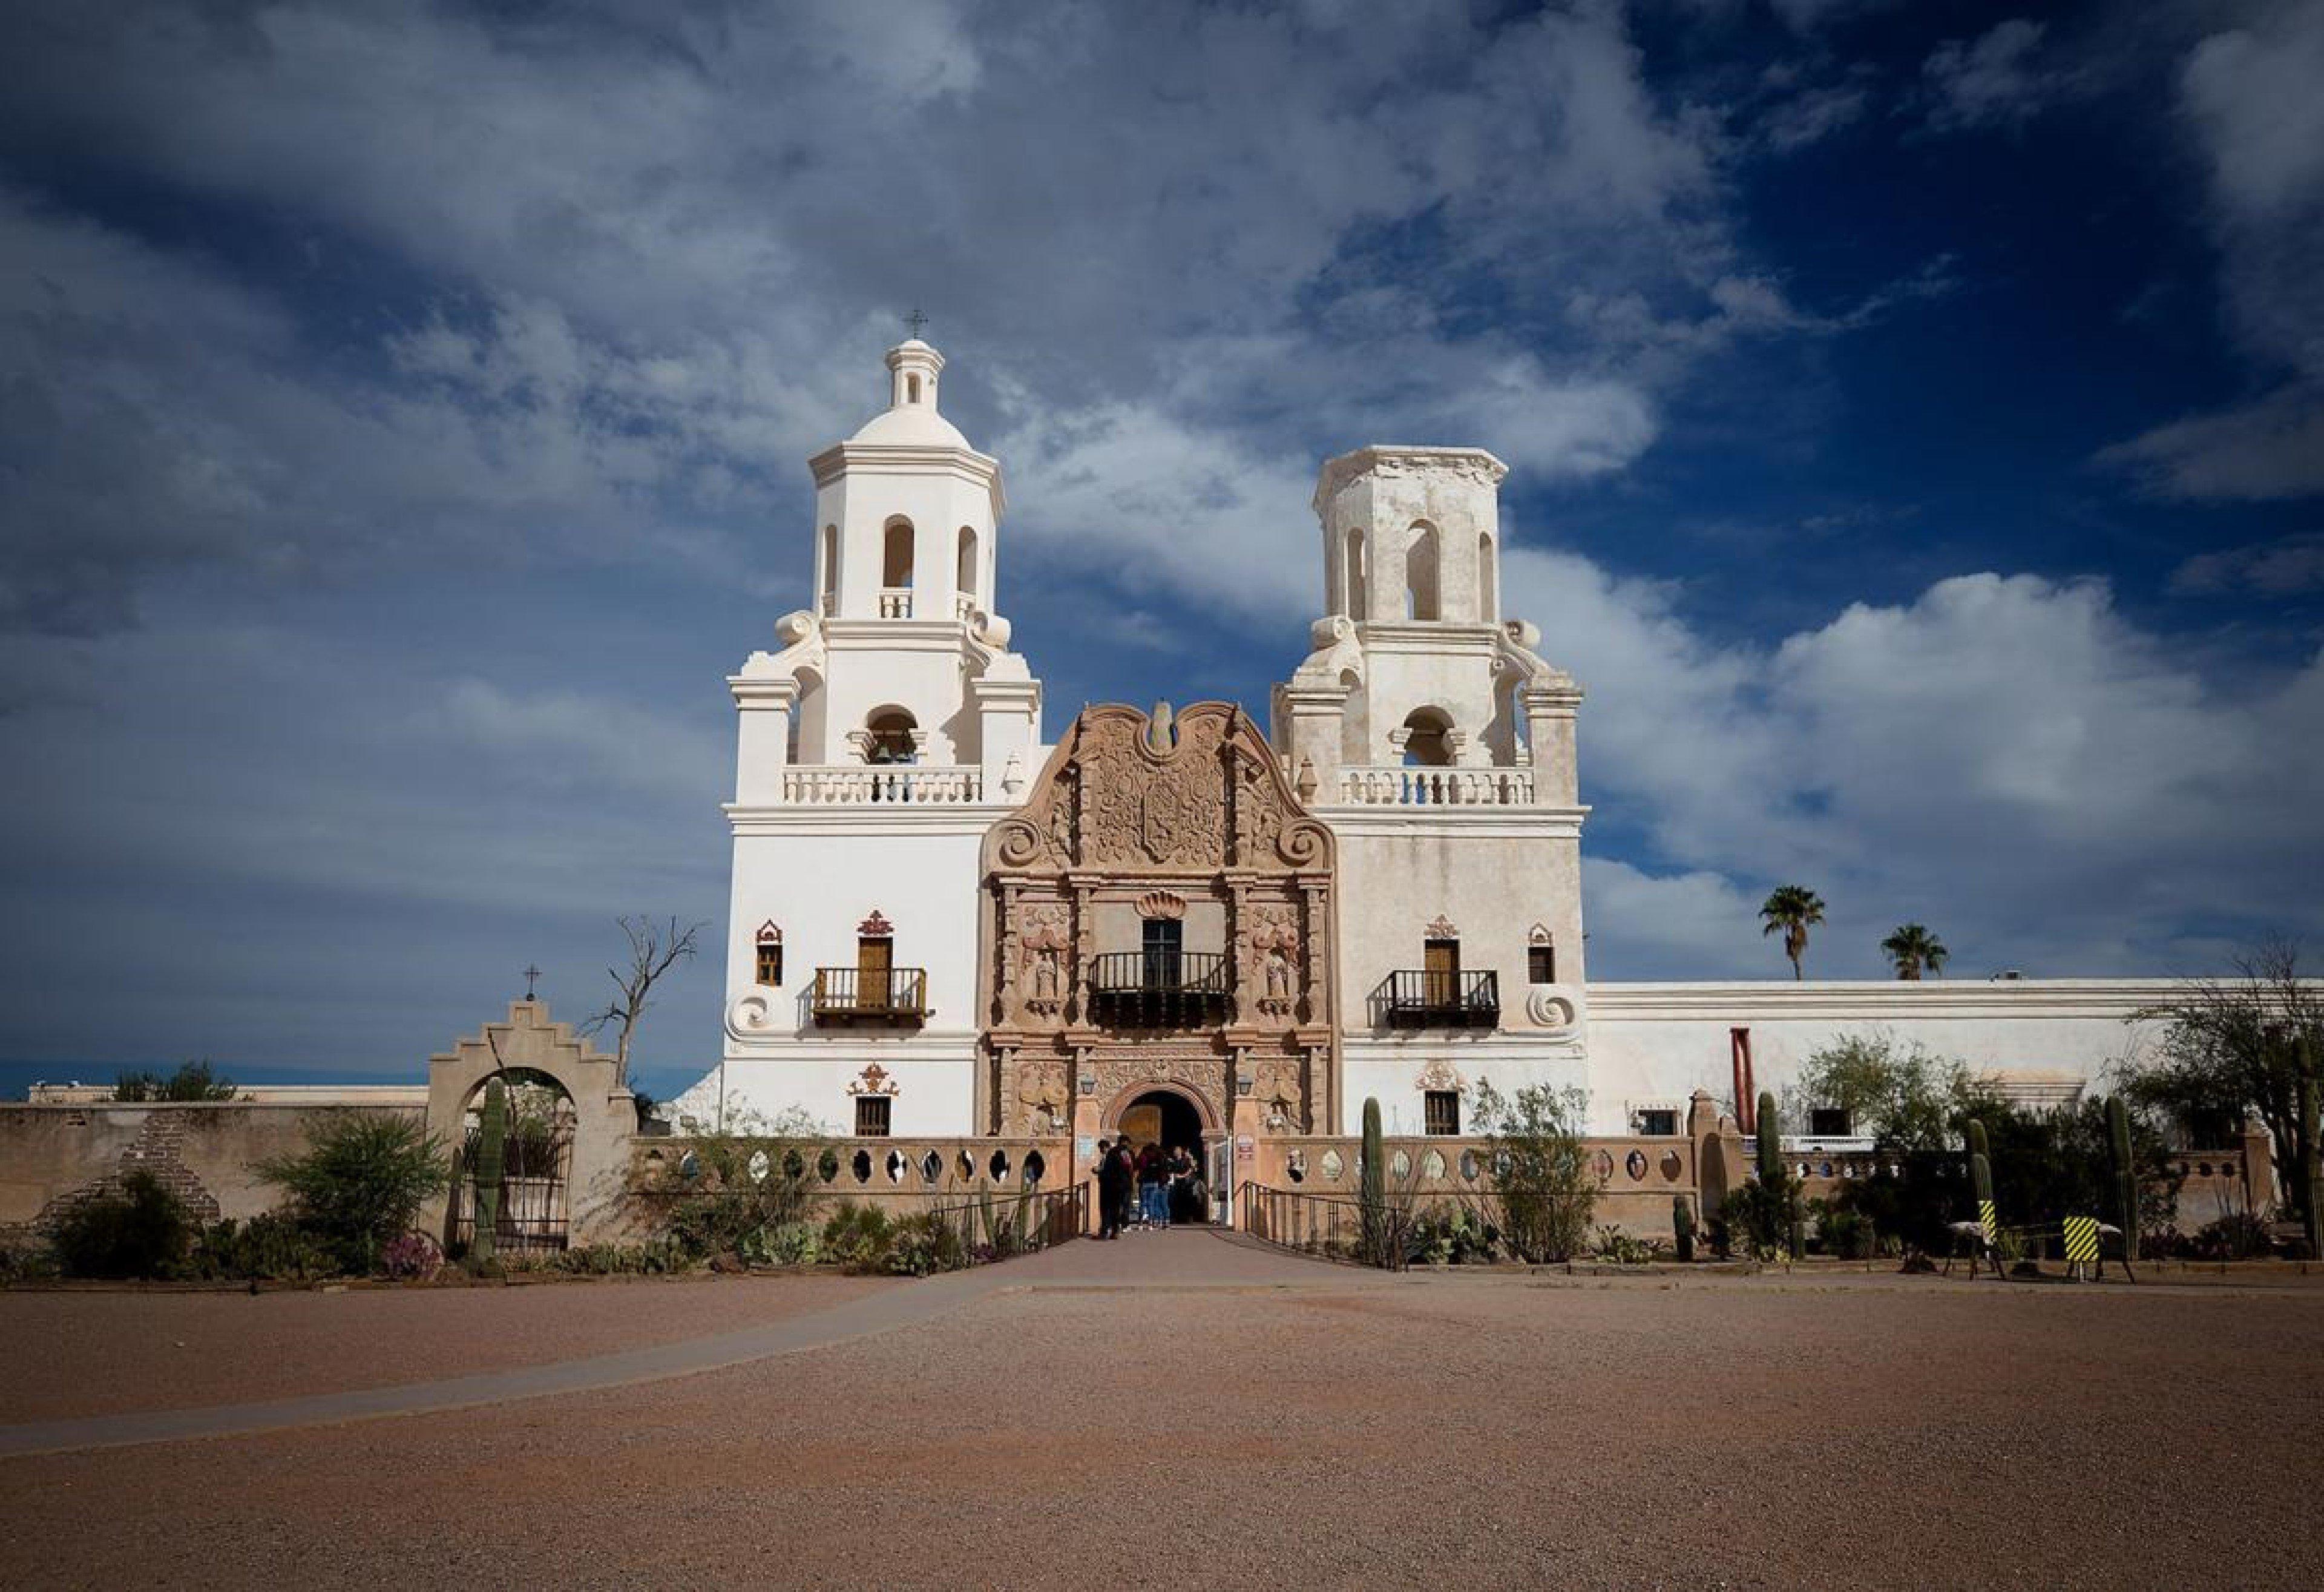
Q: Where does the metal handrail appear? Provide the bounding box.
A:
[810,966,930,1018]
[1237,1180,1412,1271]
[917,1182,1090,1264]
[1376,969,1499,1027]
[1086,950,1231,993]
[1086,951,1232,1027]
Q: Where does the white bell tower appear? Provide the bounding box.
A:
[1273,445,1592,1135]
[727,335,1042,796]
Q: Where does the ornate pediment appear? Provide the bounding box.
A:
[983,702,1332,880]
[858,910,894,937]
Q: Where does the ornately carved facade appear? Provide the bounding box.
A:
[978,703,1338,1140]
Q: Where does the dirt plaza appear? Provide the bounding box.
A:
[2,1234,2319,1590]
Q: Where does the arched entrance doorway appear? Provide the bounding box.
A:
[1117,1088,1203,1153]
[1110,1086,1221,1226]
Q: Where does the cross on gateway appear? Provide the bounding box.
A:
[523,964,543,1001]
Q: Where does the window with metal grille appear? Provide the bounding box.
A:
[854,1096,891,1137]
[1808,1108,1852,1137]
[1423,1089,1460,1136]
[1528,942,1555,984]
[1141,916,1183,987]
[755,941,783,986]
[1636,1108,1678,1137]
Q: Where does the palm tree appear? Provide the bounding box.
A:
[1759,886,1826,980]
[1880,923,1949,981]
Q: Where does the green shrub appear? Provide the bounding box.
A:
[1715,1179,1797,1260]
[51,1171,194,1278]
[113,1061,238,1102]
[502,1239,689,1276]
[0,1240,61,1284]
[820,1204,894,1272]
[1592,1225,1658,1265]
[1470,1081,1598,1263]
[882,1211,968,1276]
[1810,1199,1874,1260]
[738,1220,822,1268]
[1408,1205,1498,1265]
[652,1122,823,1261]
[258,1113,450,1275]
[188,1212,335,1282]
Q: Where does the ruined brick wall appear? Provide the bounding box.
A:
[0,1103,425,1241]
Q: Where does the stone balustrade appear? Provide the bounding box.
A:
[1333,766,1537,806]
[878,586,914,618]
[779,765,986,804]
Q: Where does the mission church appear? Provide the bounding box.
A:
[665,334,2189,1213]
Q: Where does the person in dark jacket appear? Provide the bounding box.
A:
[1095,1138,1125,1238]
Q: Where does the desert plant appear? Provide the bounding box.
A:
[1408,1205,1498,1266]
[112,1061,240,1102]
[381,1231,444,1282]
[1358,1096,1392,1266]
[51,1171,195,1278]
[1592,1225,1656,1265]
[1752,1090,1801,1257]
[652,1110,825,1261]
[1811,1199,1874,1259]
[258,1112,450,1275]
[188,1212,335,1282]
[1672,1196,1696,1262]
[820,1203,896,1272]
[1470,1080,1597,1263]
[883,1211,969,1276]
[470,1079,508,1265]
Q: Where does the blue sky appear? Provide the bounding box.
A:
[3,1,2320,1104]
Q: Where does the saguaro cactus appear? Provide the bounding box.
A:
[471,1077,508,1264]
[1755,1091,1781,1186]
[1360,1096,1387,1265]
[1754,1090,1796,1257]
[2106,1095,2139,1261]
[1672,1196,1696,1263]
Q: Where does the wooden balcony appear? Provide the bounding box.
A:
[1373,969,1499,1029]
[810,967,930,1025]
[1085,952,1232,1027]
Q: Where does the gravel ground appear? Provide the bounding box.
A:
[2,1237,2319,1590]
[0,1274,893,1421]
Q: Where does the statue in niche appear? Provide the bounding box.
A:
[1021,904,1070,1016]
[1264,944,1293,1005]
[1249,902,1301,1017]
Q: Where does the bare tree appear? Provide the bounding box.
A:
[582,915,706,1082]
[2124,939,2324,1237]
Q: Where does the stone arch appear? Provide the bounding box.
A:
[882,516,915,589]
[1345,527,1367,617]
[1476,530,1495,622]
[956,525,978,607]
[1101,1077,1224,1135]
[1400,705,1454,767]
[1403,521,1439,620]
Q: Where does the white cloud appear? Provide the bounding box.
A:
[1508,554,2324,978]
[1919,19,2081,134]
[2098,5,2324,498]
[2171,532,2324,596]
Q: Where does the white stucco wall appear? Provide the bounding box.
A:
[1582,979,2175,1134]
[707,813,999,1134]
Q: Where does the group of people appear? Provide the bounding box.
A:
[1093,1137,1204,1237]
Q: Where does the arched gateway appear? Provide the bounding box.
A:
[977,702,1339,1216]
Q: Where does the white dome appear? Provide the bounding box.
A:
[848,403,972,449]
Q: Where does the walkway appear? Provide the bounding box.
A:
[0,1228,1351,1459]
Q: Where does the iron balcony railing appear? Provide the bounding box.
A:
[1375,969,1500,1028]
[810,966,930,1022]
[1085,950,1232,1026]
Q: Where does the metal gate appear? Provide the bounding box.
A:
[451,1127,573,1254]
